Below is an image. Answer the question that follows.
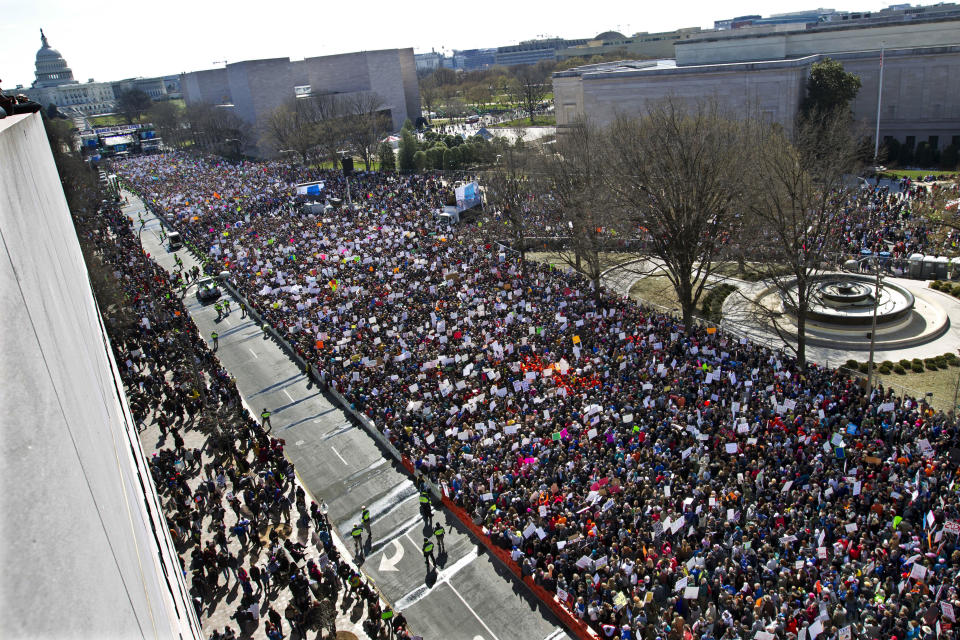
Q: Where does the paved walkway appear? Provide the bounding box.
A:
[602,260,960,369]
[139,411,375,640]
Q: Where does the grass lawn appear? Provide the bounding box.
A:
[308,158,386,171]
[490,114,556,128]
[89,113,142,127]
[874,364,960,412]
[713,262,794,282]
[877,169,959,180]
[629,276,681,313]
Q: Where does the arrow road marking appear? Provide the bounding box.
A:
[378,539,404,572]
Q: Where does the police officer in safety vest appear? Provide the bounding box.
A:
[434,523,445,552]
[261,408,271,431]
[422,537,435,569]
[418,490,431,523]
[351,522,363,553]
[361,505,371,534]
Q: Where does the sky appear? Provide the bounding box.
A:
[0,0,917,88]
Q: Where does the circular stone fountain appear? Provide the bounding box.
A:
[787,276,916,328]
[741,272,952,350]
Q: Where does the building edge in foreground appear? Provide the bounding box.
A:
[0,112,201,639]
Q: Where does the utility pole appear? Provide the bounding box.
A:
[867,257,882,390]
[873,42,885,164]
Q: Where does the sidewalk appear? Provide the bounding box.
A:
[139,413,377,640]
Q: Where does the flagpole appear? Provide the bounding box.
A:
[874,42,885,163]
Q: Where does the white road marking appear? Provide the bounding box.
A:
[295,440,305,446]
[222,318,231,327]
[284,389,294,401]
[330,446,348,465]
[449,580,501,640]
[378,539,404,572]
[540,629,568,640]
[248,348,258,359]
[393,546,480,610]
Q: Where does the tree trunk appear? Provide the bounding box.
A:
[795,311,807,370]
[681,300,694,330]
[795,280,807,369]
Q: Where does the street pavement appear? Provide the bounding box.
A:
[126,193,570,640]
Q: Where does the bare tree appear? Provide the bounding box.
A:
[607,99,748,328]
[183,103,248,155]
[344,92,390,170]
[148,100,186,148]
[117,89,152,124]
[466,83,492,114]
[483,145,533,278]
[420,76,440,123]
[510,65,549,125]
[312,93,349,168]
[539,118,618,303]
[259,98,319,164]
[741,109,865,367]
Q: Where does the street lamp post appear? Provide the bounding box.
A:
[866,256,883,390]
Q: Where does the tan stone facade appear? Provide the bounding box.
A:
[554,45,960,148]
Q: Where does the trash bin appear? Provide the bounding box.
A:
[935,256,950,280]
[922,254,938,279]
[878,251,891,270]
[908,253,924,278]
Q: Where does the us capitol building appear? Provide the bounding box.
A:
[20,29,179,117]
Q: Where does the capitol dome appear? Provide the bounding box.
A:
[32,29,76,89]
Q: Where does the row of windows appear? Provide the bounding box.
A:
[884,134,960,150]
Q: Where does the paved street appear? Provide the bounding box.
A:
[127,193,570,640]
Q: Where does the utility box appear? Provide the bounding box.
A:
[935,256,949,280]
[908,253,924,278]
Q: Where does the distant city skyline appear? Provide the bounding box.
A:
[0,0,928,89]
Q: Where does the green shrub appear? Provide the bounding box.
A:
[912,363,925,373]
[881,360,894,368]
[899,359,912,368]
[912,358,923,366]
[858,362,869,373]
[845,359,859,369]
[878,364,892,375]
[700,284,737,323]
[893,365,906,375]
[924,358,939,371]
[931,280,944,291]
[952,285,960,298]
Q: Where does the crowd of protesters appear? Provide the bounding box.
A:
[79,195,412,639]
[115,152,960,640]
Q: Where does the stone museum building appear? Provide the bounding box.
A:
[554,5,960,149]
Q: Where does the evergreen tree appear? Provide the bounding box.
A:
[398,129,417,174]
[413,150,428,172]
[800,58,862,117]
[377,142,395,171]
